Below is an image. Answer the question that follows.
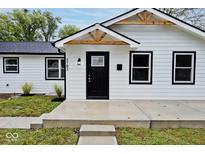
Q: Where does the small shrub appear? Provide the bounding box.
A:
[54,84,63,98]
[22,83,32,96]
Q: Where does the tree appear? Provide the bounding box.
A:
[0,14,18,41]
[0,9,61,41]
[38,10,61,41]
[159,8,205,30]
[11,9,44,41]
[58,25,80,38]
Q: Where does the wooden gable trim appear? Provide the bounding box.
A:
[116,20,174,25]
[89,30,107,42]
[66,28,129,45]
[66,40,128,45]
[55,23,140,48]
[116,11,175,25]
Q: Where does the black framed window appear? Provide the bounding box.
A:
[45,57,64,80]
[130,51,152,84]
[172,52,196,84]
[3,57,19,73]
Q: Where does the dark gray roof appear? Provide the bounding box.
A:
[0,42,61,54]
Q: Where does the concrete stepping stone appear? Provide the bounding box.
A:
[78,136,117,145]
[78,124,118,145]
[80,124,116,136]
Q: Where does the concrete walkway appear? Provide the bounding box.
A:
[0,117,42,129]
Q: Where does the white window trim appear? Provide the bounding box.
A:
[4,57,19,73]
[130,52,152,83]
[173,52,195,84]
[46,58,64,80]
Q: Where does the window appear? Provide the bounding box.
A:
[3,57,19,73]
[91,56,104,67]
[130,51,152,84]
[45,58,64,80]
[172,52,196,84]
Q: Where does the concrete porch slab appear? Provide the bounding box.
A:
[43,100,150,128]
[132,100,205,128]
[182,101,205,114]
[132,100,205,120]
[42,100,205,128]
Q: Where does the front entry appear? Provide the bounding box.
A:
[86,52,109,99]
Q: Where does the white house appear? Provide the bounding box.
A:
[54,8,205,100]
[1,8,205,100]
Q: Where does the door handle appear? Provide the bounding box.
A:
[88,77,91,82]
[88,74,91,82]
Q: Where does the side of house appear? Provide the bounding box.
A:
[0,42,64,95]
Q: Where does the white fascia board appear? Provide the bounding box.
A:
[103,8,146,26]
[55,26,96,48]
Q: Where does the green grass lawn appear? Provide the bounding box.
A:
[0,128,78,145]
[0,95,61,117]
[116,128,205,145]
[0,99,5,102]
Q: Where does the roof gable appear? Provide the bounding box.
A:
[102,8,205,39]
[54,23,140,48]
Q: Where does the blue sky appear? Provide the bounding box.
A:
[0,8,130,29]
[46,8,130,28]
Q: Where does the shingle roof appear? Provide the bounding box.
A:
[0,42,61,54]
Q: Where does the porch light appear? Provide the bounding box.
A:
[77,58,81,65]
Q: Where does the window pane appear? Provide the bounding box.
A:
[91,56,104,67]
[5,58,18,65]
[48,60,58,68]
[133,54,149,67]
[48,69,59,78]
[6,66,18,71]
[176,55,192,67]
[175,68,191,81]
[61,60,65,69]
[132,68,149,81]
[61,69,64,78]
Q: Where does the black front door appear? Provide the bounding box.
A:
[86,52,109,99]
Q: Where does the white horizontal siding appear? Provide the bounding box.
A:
[0,55,64,94]
[65,24,205,100]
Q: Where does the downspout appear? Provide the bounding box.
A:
[63,52,66,100]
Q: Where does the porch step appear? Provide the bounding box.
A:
[80,124,116,136]
[77,124,118,145]
[78,136,117,145]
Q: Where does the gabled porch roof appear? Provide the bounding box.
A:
[54,23,140,49]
